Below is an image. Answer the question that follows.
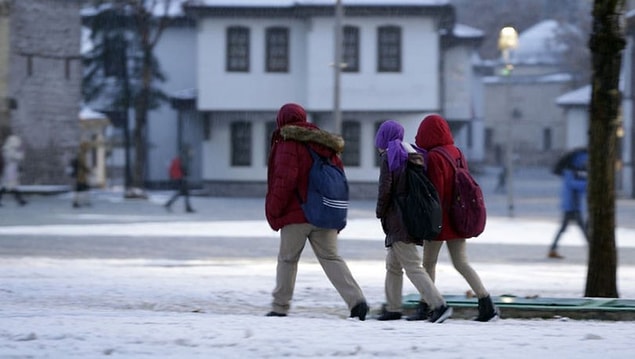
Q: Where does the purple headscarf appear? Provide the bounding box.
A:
[375,120,408,172]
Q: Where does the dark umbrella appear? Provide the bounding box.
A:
[552,147,587,176]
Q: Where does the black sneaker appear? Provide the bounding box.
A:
[350,301,369,321]
[406,302,430,321]
[265,311,287,317]
[429,305,453,323]
[377,311,402,321]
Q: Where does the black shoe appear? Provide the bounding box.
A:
[186,208,196,213]
[406,301,430,321]
[475,295,499,322]
[350,301,369,321]
[377,311,402,321]
[73,202,80,208]
[429,305,453,323]
[265,311,287,317]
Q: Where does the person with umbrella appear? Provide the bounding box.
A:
[549,148,589,259]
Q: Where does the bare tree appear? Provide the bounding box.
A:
[128,0,171,194]
[585,0,625,298]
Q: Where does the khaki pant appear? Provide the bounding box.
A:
[271,223,365,314]
[423,239,489,298]
[385,241,445,312]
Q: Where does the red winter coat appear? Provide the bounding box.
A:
[415,114,462,241]
[169,157,184,180]
[265,104,345,231]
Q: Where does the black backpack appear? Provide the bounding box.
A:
[395,161,442,240]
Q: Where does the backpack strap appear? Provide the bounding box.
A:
[433,147,469,171]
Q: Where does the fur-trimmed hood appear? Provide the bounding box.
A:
[280,125,345,154]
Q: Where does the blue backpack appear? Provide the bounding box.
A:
[301,144,349,231]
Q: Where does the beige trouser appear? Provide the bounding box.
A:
[422,239,489,298]
[385,241,446,312]
[271,223,366,314]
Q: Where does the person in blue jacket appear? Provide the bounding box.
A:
[548,149,589,259]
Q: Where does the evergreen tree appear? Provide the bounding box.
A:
[83,0,171,195]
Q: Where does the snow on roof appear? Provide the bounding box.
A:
[556,85,590,106]
[509,19,577,66]
[187,0,450,8]
[453,23,483,39]
[171,88,197,100]
[81,0,190,18]
[79,107,109,121]
[483,72,572,84]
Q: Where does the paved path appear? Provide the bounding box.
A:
[1,167,634,266]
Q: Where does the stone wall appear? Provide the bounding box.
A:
[8,0,82,185]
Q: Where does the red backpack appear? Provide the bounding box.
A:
[433,147,486,238]
[169,157,183,180]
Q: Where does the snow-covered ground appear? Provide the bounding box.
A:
[1,193,635,358]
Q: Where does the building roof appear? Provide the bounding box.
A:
[509,19,578,66]
[556,85,590,107]
[184,0,454,18]
[187,0,450,6]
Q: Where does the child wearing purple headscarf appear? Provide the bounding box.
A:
[374,120,452,323]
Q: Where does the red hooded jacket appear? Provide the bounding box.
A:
[415,114,463,241]
[265,103,345,231]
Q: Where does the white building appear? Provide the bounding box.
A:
[182,0,483,197]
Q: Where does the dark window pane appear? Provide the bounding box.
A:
[543,128,552,151]
[266,27,289,72]
[227,26,250,72]
[342,121,361,166]
[342,26,359,72]
[377,26,401,72]
[231,121,252,166]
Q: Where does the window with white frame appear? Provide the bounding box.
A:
[231,121,252,166]
[226,26,250,72]
[342,120,361,166]
[266,27,289,72]
[377,25,401,72]
[342,25,359,72]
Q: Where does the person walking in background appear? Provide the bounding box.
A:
[264,103,368,320]
[548,148,589,259]
[0,134,27,206]
[415,114,499,322]
[495,165,507,193]
[71,142,92,208]
[164,147,195,213]
[374,120,452,323]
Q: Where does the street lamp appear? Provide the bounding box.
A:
[498,26,518,217]
[333,0,344,135]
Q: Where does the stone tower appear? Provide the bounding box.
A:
[1,0,82,185]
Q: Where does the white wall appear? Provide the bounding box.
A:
[197,18,308,111]
[565,106,588,149]
[196,16,439,112]
[444,46,472,119]
[305,17,439,111]
[147,25,197,182]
